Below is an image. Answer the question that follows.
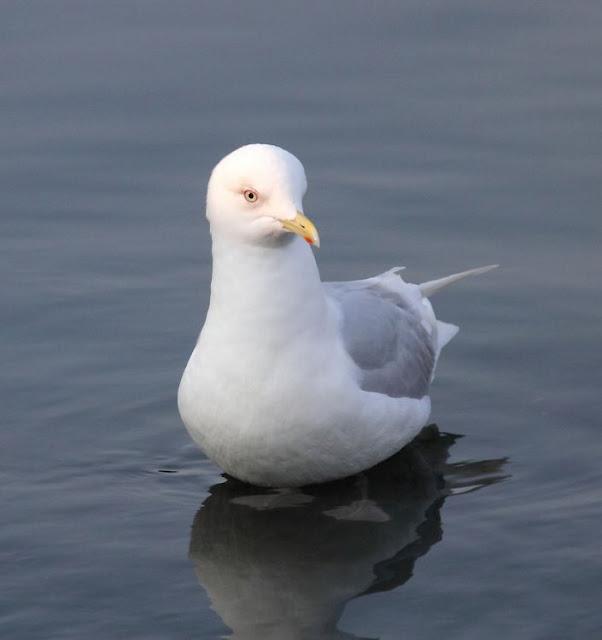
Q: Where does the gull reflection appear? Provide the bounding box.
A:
[189,429,508,639]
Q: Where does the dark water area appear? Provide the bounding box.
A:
[2,2,601,638]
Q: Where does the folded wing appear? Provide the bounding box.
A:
[325,271,435,399]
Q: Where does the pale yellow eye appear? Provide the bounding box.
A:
[243,189,258,203]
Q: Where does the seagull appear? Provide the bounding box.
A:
[178,144,496,487]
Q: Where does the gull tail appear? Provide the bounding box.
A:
[419,264,498,298]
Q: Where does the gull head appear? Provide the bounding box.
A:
[206,144,320,248]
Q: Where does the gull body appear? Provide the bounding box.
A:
[178,144,495,487]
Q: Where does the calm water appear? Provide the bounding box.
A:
[2,2,601,638]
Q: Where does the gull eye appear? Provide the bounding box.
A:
[243,189,258,203]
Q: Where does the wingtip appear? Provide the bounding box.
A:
[475,264,499,274]
[419,263,499,297]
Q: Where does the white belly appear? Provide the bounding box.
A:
[178,341,431,487]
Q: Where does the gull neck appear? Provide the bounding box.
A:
[205,232,328,341]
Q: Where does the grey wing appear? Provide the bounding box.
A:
[325,280,435,399]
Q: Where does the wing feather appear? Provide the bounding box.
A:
[325,275,435,399]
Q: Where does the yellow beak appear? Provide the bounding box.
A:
[280,211,320,248]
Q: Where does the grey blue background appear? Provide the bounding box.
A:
[2,2,601,638]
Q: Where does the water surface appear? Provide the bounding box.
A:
[2,2,601,638]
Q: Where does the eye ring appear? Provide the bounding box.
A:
[243,189,258,203]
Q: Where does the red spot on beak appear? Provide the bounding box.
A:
[304,237,313,244]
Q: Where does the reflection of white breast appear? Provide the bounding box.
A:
[188,459,444,640]
[188,428,509,639]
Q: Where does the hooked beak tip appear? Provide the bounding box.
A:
[280,211,320,249]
